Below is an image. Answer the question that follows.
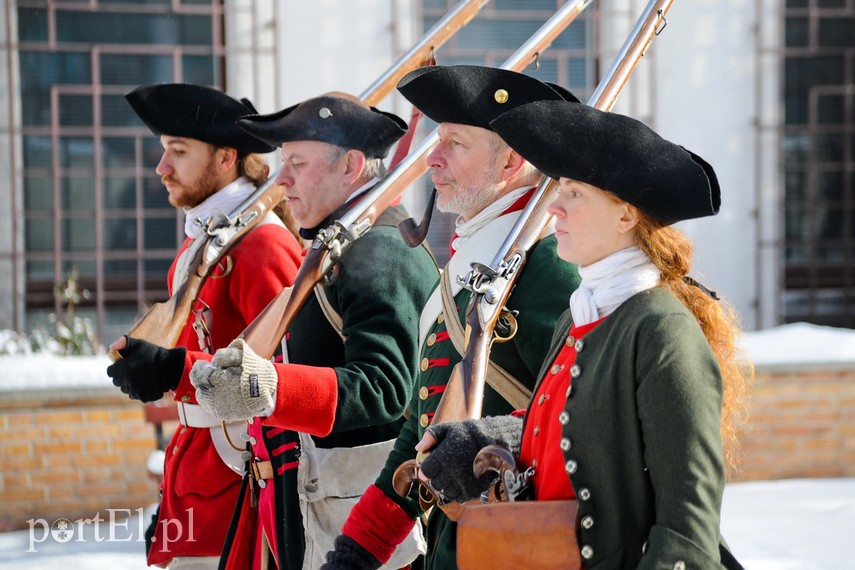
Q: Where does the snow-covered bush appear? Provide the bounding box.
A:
[0,270,103,356]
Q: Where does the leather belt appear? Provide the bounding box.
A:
[176,402,221,428]
[250,460,274,481]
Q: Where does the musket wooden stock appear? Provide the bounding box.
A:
[237,245,326,359]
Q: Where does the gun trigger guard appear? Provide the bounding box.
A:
[493,309,518,343]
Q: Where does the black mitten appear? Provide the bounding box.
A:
[107,337,186,402]
[321,535,383,570]
[419,415,523,503]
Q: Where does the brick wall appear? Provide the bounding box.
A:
[733,363,855,481]
[0,386,161,532]
[1,361,853,531]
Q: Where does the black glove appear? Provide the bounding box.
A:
[420,415,523,503]
[107,337,186,402]
[321,535,382,570]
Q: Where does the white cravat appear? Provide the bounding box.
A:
[183,177,256,239]
[569,246,660,326]
[451,186,530,253]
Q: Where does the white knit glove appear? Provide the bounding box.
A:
[190,339,277,421]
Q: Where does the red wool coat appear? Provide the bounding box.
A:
[147,221,302,567]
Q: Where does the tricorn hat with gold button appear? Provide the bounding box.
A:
[490,100,721,225]
[125,83,274,154]
[396,64,580,130]
[236,94,407,159]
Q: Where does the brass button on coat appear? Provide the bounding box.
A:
[420,414,430,428]
[420,357,429,371]
[550,364,562,375]
[427,333,437,346]
[565,335,575,347]
[419,386,429,400]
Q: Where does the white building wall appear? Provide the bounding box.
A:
[648,0,763,329]
[240,0,422,213]
[254,0,773,329]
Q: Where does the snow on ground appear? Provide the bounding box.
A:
[0,479,853,569]
[2,321,855,393]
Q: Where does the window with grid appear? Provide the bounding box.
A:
[17,0,225,342]
[782,0,855,327]
[419,0,595,266]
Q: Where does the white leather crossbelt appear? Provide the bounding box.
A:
[176,402,221,428]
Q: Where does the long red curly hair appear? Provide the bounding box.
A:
[631,214,753,469]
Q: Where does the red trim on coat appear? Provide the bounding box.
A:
[263,363,338,436]
[341,485,417,564]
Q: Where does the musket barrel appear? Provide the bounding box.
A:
[263,0,492,216]
[336,0,595,234]
[360,0,490,106]
[480,0,674,273]
[589,0,673,111]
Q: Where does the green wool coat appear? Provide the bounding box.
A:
[267,204,440,570]
[374,233,581,570]
[532,286,741,569]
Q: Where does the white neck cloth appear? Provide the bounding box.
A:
[451,186,530,253]
[183,176,256,239]
[569,246,660,326]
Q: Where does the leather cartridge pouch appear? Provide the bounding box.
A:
[456,500,581,570]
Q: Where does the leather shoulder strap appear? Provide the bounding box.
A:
[313,284,345,341]
[439,270,532,410]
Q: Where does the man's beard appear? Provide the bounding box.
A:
[163,156,219,208]
[435,161,503,219]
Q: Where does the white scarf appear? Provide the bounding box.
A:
[569,246,660,326]
[183,177,257,239]
[451,186,530,253]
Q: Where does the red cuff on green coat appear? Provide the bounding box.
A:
[263,363,338,435]
[341,484,416,564]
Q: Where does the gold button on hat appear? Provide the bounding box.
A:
[494,88,509,104]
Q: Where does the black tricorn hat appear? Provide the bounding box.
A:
[396,65,580,130]
[489,101,721,225]
[125,83,274,154]
[236,95,407,159]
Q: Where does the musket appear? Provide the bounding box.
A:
[395,0,675,515]
[110,0,491,360]
[239,0,596,360]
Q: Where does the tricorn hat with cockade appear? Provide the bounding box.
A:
[236,94,407,159]
[396,64,580,130]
